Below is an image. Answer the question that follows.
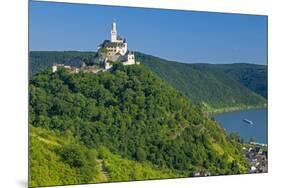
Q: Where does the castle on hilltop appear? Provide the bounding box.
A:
[52,21,139,73]
[97,21,140,70]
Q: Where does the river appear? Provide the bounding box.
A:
[213,108,268,144]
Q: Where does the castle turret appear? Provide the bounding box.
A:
[111,21,117,42]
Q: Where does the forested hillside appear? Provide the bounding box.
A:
[29,51,97,75]
[135,52,267,111]
[29,51,267,112]
[29,64,248,187]
[212,63,267,98]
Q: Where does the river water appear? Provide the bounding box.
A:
[213,108,268,144]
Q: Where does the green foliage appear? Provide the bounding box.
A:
[99,47,108,54]
[29,127,181,187]
[212,63,268,98]
[29,51,97,75]
[59,145,86,168]
[229,132,244,144]
[97,146,182,181]
[29,127,100,187]
[29,64,248,186]
[29,51,267,111]
[135,52,267,111]
[83,57,95,66]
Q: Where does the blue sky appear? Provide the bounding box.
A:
[29,1,267,65]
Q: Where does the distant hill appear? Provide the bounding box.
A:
[29,51,267,112]
[212,63,267,99]
[29,51,97,75]
[135,52,267,111]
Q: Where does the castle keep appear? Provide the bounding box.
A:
[52,21,139,73]
[97,21,139,70]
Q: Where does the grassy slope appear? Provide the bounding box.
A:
[29,127,180,187]
[29,126,102,187]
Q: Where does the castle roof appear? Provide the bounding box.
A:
[117,36,125,41]
[67,57,85,68]
[99,40,125,48]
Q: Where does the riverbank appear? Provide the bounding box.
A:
[205,103,267,115]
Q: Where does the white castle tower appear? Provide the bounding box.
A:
[98,21,140,70]
[111,22,117,42]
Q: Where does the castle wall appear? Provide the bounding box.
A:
[120,43,127,55]
[105,43,127,57]
[52,65,57,73]
[123,54,135,65]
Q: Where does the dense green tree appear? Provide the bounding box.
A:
[135,52,267,111]
[30,51,267,112]
[29,63,249,187]
[59,145,86,168]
